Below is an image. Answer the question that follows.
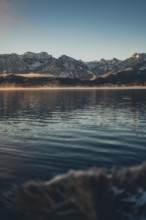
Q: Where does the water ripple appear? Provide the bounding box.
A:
[0,89,146,188]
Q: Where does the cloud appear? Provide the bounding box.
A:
[0,0,15,24]
[0,0,28,35]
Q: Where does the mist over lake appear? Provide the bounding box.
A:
[0,88,146,191]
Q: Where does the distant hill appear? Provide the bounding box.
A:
[92,67,146,86]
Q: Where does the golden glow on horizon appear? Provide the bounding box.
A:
[0,86,145,91]
[16,73,54,78]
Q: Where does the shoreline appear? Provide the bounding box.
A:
[0,86,146,91]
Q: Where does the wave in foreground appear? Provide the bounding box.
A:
[1,162,146,220]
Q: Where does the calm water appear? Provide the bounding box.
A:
[0,88,146,190]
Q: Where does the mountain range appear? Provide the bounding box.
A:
[0,52,92,79]
[0,52,146,85]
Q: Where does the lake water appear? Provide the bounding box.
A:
[0,88,146,191]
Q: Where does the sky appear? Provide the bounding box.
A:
[0,0,146,61]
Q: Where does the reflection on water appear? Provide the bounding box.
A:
[0,89,146,190]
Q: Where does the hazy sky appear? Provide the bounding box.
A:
[0,0,146,61]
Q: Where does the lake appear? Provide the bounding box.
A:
[0,88,146,191]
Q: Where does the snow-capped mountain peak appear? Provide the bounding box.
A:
[131,53,141,59]
[22,51,52,60]
[131,52,146,59]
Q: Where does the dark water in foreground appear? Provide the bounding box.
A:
[0,88,146,191]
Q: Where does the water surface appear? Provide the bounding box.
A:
[0,88,146,190]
